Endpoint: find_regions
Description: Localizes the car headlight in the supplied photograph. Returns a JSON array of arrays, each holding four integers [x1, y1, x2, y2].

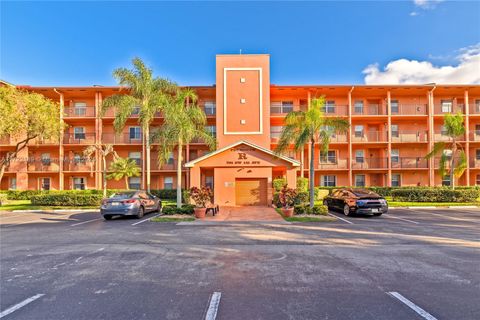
[[379, 199, 387, 205]]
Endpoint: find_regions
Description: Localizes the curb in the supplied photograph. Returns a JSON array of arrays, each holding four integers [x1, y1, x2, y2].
[[389, 206, 479, 209], [11, 209, 99, 213]]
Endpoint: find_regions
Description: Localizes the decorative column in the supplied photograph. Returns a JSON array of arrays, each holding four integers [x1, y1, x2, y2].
[[387, 90, 392, 187], [348, 87, 354, 186], [428, 87, 435, 186], [58, 90, 65, 190], [465, 90, 470, 186]]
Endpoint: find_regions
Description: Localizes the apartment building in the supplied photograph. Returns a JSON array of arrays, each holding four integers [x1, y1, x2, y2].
[[1, 54, 480, 206]]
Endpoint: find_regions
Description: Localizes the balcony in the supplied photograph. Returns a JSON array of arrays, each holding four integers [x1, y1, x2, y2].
[[352, 131, 387, 143], [353, 104, 387, 116], [434, 104, 465, 115], [469, 130, 480, 141], [64, 161, 92, 172], [434, 132, 465, 142], [320, 105, 348, 116], [0, 136, 11, 145], [318, 159, 348, 169], [391, 131, 428, 143], [270, 103, 294, 115], [102, 133, 142, 144], [470, 158, 480, 168], [202, 105, 216, 116], [64, 106, 95, 118], [469, 103, 480, 114], [27, 160, 60, 172], [152, 160, 184, 171], [352, 158, 388, 169], [391, 157, 428, 169], [63, 133, 95, 144], [34, 137, 60, 145], [391, 104, 427, 115]]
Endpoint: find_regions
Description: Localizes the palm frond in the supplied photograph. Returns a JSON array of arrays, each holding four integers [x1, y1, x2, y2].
[[453, 150, 467, 177], [425, 142, 446, 159]]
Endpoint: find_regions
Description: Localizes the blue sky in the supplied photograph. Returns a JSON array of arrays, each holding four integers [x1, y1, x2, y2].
[[1, 1, 479, 86]]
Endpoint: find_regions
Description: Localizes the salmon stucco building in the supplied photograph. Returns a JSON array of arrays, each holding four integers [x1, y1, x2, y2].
[[1, 54, 480, 206]]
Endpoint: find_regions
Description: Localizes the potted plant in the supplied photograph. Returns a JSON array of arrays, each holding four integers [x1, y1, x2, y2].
[[189, 186, 213, 219], [278, 185, 297, 217]]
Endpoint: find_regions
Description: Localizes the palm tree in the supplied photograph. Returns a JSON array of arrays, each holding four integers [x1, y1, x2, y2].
[[275, 97, 350, 208], [152, 88, 216, 208], [84, 144, 115, 197], [426, 112, 466, 189], [107, 157, 141, 190], [101, 57, 176, 192]]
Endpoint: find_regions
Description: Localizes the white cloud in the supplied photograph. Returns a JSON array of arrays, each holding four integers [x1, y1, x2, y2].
[[413, 0, 444, 9], [363, 43, 480, 84], [409, 11, 419, 16]]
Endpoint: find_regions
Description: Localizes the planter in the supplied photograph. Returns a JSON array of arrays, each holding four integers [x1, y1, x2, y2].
[[282, 207, 294, 217], [194, 207, 207, 219]]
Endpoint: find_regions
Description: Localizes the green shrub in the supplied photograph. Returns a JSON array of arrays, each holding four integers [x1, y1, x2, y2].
[[294, 204, 328, 215], [30, 194, 103, 206], [162, 204, 194, 215], [296, 177, 309, 193], [312, 205, 328, 215], [391, 188, 480, 203], [0, 193, 7, 205], [294, 204, 310, 215], [294, 191, 309, 205], [273, 193, 281, 207], [150, 189, 184, 199], [273, 178, 287, 192]]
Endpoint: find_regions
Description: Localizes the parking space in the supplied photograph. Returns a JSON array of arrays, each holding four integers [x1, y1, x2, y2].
[[1, 207, 479, 319]]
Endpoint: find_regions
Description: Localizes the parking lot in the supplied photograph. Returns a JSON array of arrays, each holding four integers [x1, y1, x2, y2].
[[0, 207, 479, 320]]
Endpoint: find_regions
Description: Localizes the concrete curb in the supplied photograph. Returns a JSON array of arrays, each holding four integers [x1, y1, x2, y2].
[[389, 206, 479, 209], [11, 209, 99, 213]]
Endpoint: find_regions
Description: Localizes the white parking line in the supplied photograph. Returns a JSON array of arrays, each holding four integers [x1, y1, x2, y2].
[[70, 218, 103, 226], [387, 292, 437, 320], [0, 294, 45, 318], [384, 215, 419, 224], [131, 213, 161, 226], [408, 209, 480, 224], [205, 292, 221, 320], [328, 213, 354, 224]]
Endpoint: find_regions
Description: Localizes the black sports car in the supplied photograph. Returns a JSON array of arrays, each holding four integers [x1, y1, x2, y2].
[[323, 188, 388, 216]]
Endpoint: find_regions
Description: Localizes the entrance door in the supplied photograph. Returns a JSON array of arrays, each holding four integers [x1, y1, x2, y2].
[[235, 178, 268, 206]]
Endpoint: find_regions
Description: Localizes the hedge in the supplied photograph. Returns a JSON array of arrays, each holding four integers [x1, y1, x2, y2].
[[30, 194, 103, 206], [391, 188, 480, 203], [3, 189, 183, 200], [0, 193, 7, 205], [294, 204, 328, 215], [162, 204, 194, 215]]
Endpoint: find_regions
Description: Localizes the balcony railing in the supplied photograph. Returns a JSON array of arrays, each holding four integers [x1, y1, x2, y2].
[[434, 132, 465, 142], [353, 104, 387, 116], [0, 136, 11, 145], [320, 105, 348, 116], [470, 158, 480, 168], [152, 160, 184, 171], [64, 106, 95, 118], [391, 104, 427, 115], [318, 159, 348, 169], [391, 131, 428, 143], [63, 133, 96, 144], [352, 158, 388, 169], [202, 106, 216, 116], [270, 104, 294, 114], [469, 103, 480, 114], [102, 133, 142, 144], [27, 160, 60, 172], [469, 130, 480, 141], [434, 104, 465, 114], [64, 161, 93, 172], [391, 157, 428, 169], [34, 137, 60, 145], [352, 131, 387, 142]]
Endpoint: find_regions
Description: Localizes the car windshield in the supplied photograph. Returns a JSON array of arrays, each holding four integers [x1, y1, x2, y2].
[[352, 189, 378, 197], [110, 192, 136, 199]]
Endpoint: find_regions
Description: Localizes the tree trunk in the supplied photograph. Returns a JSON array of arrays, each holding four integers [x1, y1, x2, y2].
[[450, 142, 456, 190], [177, 140, 183, 208], [309, 138, 315, 208], [125, 176, 129, 190], [145, 126, 151, 192], [102, 156, 107, 197], [0, 163, 6, 187]]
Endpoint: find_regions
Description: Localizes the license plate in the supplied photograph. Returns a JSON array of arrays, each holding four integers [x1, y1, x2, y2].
[[371, 208, 379, 213], [111, 202, 120, 206]]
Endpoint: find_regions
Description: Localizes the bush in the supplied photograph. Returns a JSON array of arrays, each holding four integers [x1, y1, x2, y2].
[[312, 205, 328, 215], [391, 188, 480, 203], [4, 189, 183, 200], [150, 189, 184, 200], [293, 204, 328, 215], [296, 177, 309, 193], [294, 191, 309, 205], [0, 193, 7, 205], [273, 193, 281, 207], [162, 204, 194, 215], [278, 185, 297, 208], [273, 178, 287, 192], [30, 194, 103, 206]]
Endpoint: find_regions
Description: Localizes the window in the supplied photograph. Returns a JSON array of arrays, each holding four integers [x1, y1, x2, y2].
[[74, 102, 87, 116], [354, 100, 364, 114], [440, 125, 448, 136], [322, 175, 336, 187], [354, 125, 364, 137], [355, 175, 366, 187], [73, 127, 85, 140], [270, 126, 283, 139], [132, 106, 140, 115], [167, 152, 174, 165], [442, 175, 451, 187], [73, 177, 85, 190], [324, 101, 336, 114], [476, 149, 480, 160], [443, 149, 452, 159], [9, 177, 16, 190], [392, 174, 401, 187], [164, 177, 173, 190], [476, 124, 480, 135], [129, 127, 141, 140], [391, 124, 399, 138], [476, 100, 480, 113], [391, 149, 400, 163], [129, 177, 141, 190], [129, 152, 141, 166], [441, 100, 452, 113], [205, 176, 214, 189], [391, 100, 399, 113], [476, 174, 480, 186], [204, 102, 216, 115], [320, 150, 336, 163], [355, 150, 364, 163], [40, 178, 50, 191], [281, 101, 294, 113], [41, 153, 51, 166], [73, 153, 85, 164], [205, 125, 216, 137]]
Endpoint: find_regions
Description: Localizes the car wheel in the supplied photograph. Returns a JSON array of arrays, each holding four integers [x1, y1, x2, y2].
[[343, 204, 352, 216], [136, 206, 144, 219], [323, 199, 329, 208], [374, 212, 383, 216], [103, 215, 112, 220]]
